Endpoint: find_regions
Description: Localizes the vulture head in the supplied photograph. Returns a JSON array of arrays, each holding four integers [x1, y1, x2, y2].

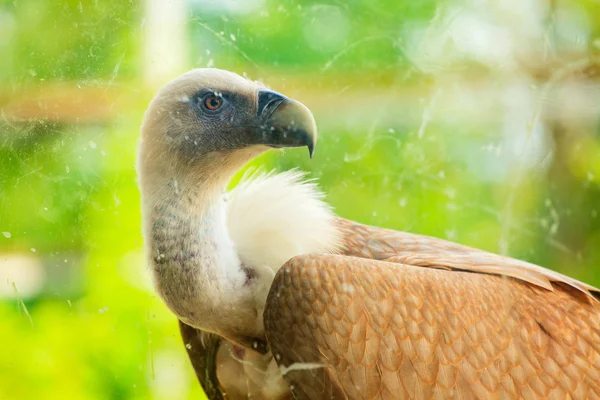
[[138, 68, 330, 353], [138, 69, 316, 188]]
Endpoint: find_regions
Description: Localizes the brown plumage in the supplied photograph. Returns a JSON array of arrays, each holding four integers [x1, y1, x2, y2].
[[138, 68, 600, 399], [265, 219, 600, 399]]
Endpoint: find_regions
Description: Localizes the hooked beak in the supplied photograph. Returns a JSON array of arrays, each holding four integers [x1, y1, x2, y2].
[[256, 89, 317, 158]]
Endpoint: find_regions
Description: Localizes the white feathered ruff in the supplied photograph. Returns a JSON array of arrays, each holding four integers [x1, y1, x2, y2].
[[227, 169, 342, 277]]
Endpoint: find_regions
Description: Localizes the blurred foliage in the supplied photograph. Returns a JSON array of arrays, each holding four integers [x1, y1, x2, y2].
[[1, 0, 600, 399], [189, 0, 437, 73], [0, 0, 139, 82]]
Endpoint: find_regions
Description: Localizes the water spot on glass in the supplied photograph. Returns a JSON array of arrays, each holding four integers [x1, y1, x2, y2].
[[342, 283, 354, 294], [2, 232, 11, 239]]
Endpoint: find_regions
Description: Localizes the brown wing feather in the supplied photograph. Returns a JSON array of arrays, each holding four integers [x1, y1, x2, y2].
[[178, 321, 224, 400], [180, 320, 293, 399], [337, 218, 600, 301], [264, 219, 600, 399]]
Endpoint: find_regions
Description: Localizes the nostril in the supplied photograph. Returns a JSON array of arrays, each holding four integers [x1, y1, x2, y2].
[[257, 89, 287, 118]]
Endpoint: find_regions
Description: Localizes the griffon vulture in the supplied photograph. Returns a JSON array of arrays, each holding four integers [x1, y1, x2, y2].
[[138, 68, 600, 399]]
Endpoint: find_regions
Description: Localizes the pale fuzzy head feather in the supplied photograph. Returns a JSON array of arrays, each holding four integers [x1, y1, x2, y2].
[[226, 169, 342, 275]]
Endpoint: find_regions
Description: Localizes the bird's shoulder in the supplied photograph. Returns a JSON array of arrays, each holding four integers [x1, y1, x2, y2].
[[332, 217, 600, 304]]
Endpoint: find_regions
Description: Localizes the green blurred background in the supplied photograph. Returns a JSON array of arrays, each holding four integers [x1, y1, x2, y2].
[[0, 0, 599, 398]]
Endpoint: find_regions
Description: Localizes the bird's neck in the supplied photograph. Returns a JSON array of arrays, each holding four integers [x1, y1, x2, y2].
[[145, 173, 262, 344], [151, 178, 244, 281]]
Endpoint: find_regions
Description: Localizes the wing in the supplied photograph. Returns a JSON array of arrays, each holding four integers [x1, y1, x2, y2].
[[337, 218, 600, 299], [264, 219, 600, 399], [178, 321, 224, 400], [179, 320, 293, 400]]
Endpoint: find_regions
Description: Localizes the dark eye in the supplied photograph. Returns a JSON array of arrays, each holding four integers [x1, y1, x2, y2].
[[203, 94, 224, 111]]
